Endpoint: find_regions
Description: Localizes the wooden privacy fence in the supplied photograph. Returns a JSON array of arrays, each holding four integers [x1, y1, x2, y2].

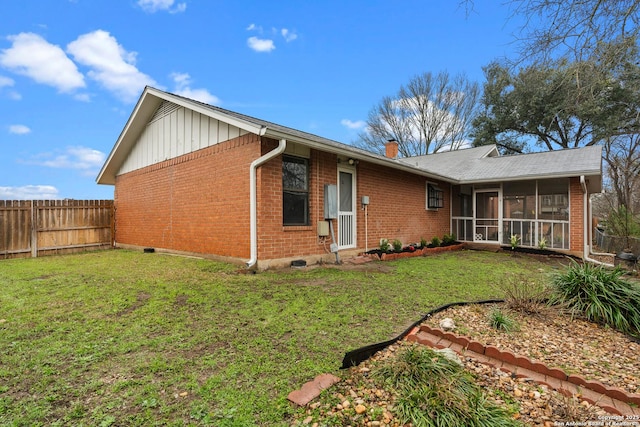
[[0, 200, 114, 259]]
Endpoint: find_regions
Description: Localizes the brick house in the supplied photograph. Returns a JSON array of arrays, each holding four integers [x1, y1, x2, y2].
[[97, 87, 602, 269]]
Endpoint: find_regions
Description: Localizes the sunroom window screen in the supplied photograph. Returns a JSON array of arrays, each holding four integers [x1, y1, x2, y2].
[[283, 155, 309, 225]]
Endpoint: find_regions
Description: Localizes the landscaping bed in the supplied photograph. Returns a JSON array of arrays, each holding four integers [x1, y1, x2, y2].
[[363, 242, 466, 261], [291, 260, 640, 426], [292, 303, 640, 426]]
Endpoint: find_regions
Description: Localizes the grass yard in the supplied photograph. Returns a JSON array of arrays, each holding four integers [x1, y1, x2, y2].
[[0, 249, 557, 426]]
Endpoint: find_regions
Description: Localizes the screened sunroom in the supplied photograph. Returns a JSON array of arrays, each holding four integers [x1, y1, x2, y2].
[[451, 178, 570, 250]]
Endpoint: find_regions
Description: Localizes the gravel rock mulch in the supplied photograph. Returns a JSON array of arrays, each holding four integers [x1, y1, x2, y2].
[[425, 303, 640, 395], [291, 304, 640, 427]]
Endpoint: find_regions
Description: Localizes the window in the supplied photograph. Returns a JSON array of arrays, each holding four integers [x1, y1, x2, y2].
[[427, 183, 444, 209], [538, 179, 568, 221], [282, 155, 309, 225]]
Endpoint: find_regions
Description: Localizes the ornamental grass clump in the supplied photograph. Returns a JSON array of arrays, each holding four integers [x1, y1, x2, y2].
[[549, 261, 640, 338], [488, 308, 520, 332], [373, 345, 520, 427]]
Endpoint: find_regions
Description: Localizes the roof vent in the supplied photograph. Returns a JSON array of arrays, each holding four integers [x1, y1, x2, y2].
[[150, 100, 179, 123]]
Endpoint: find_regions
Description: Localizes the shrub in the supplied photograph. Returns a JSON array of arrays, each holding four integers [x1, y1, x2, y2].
[[538, 237, 547, 250], [495, 273, 550, 315], [549, 261, 640, 337], [379, 238, 390, 252], [488, 308, 519, 332], [373, 345, 520, 427], [442, 233, 457, 245], [420, 237, 428, 248], [392, 239, 403, 252], [431, 236, 441, 247], [509, 234, 520, 250]]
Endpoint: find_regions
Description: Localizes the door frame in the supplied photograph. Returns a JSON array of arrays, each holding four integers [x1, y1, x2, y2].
[[337, 165, 357, 249], [473, 188, 501, 243]]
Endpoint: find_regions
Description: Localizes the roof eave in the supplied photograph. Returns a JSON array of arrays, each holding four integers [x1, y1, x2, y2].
[[96, 87, 268, 185], [457, 171, 602, 192], [261, 128, 456, 183]]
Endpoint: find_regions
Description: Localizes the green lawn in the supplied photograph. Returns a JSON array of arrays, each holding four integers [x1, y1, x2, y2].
[[0, 249, 557, 426]]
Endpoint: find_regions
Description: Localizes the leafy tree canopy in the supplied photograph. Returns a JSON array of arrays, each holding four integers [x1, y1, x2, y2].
[[472, 40, 640, 153]]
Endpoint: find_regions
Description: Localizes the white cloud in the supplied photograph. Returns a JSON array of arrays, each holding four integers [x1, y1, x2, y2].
[[0, 185, 60, 200], [0, 32, 85, 93], [137, 0, 186, 13], [74, 93, 91, 102], [9, 124, 31, 135], [67, 30, 156, 103], [247, 36, 275, 53], [28, 146, 106, 176], [281, 28, 298, 42], [0, 75, 20, 99], [0, 75, 14, 87], [246, 24, 298, 52], [341, 119, 366, 130], [170, 72, 220, 105]]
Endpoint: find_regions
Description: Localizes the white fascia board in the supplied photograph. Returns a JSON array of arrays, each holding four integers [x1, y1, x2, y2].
[[457, 171, 602, 190], [145, 88, 266, 136], [262, 127, 455, 184], [96, 88, 162, 185]]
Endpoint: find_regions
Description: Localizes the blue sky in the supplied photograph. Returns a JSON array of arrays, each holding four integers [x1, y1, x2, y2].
[[0, 0, 520, 200]]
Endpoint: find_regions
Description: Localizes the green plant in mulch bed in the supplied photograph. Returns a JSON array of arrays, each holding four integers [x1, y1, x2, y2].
[[488, 308, 520, 332], [549, 261, 640, 338], [373, 345, 522, 427], [495, 273, 550, 315]]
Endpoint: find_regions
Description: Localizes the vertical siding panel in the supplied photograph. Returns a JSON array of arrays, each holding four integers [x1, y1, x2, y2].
[[142, 125, 150, 168], [152, 122, 159, 163], [171, 109, 178, 158], [200, 115, 209, 150], [192, 112, 200, 150], [229, 125, 239, 140], [208, 118, 218, 147], [171, 108, 185, 157], [184, 108, 193, 152], [218, 122, 229, 142]]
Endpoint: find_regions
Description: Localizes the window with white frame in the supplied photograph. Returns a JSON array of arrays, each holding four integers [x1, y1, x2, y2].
[[426, 183, 444, 210]]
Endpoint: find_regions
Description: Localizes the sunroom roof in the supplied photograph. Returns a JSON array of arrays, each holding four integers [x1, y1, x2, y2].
[[401, 145, 602, 190]]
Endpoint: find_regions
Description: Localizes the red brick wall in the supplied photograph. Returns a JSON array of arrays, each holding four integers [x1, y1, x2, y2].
[[569, 177, 585, 252], [114, 133, 260, 258], [256, 146, 337, 260], [256, 150, 451, 260], [356, 162, 450, 249], [115, 135, 452, 262]]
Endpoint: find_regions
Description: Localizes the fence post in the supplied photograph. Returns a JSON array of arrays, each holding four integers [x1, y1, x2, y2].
[[30, 200, 38, 258]]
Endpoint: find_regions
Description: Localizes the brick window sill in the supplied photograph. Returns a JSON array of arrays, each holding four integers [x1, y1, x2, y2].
[[283, 225, 313, 232]]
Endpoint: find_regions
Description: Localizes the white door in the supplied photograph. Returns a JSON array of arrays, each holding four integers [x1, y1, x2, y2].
[[337, 168, 356, 249]]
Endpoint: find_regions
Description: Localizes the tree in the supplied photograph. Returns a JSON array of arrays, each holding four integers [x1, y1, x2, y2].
[[472, 48, 640, 153], [604, 134, 640, 213], [461, 0, 640, 63], [510, 0, 640, 62], [356, 71, 480, 157]]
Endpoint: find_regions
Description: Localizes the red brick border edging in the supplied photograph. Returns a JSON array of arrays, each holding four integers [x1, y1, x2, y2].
[[407, 325, 640, 415]]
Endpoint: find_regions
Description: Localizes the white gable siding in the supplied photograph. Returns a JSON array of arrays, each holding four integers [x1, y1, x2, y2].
[[118, 101, 249, 175]]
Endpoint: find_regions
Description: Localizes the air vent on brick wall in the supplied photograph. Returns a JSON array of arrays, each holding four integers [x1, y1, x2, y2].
[[150, 100, 179, 123]]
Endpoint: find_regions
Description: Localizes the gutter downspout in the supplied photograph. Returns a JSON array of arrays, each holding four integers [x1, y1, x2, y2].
[[247, 138, 287, 269], [581, 175, 614, 267]]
